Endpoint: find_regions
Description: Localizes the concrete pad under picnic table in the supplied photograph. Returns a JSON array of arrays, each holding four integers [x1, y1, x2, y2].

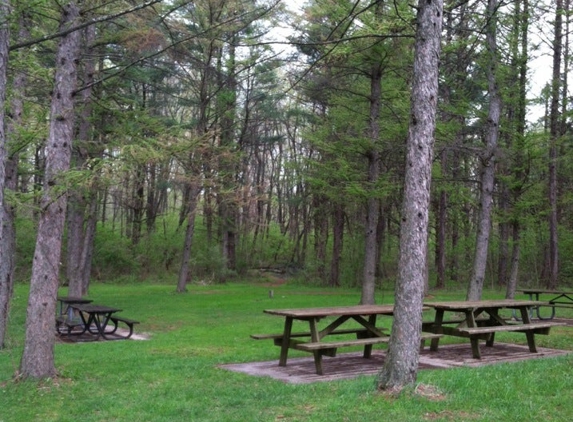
[[220, 343, 571, 384]]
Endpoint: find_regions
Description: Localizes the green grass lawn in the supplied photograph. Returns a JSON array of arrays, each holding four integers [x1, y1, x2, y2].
[[1, 281, 573, 422]]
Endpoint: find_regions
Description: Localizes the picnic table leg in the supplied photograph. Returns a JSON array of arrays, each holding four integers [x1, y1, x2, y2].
[[279, 317, 293, 367], [466, 311, 482, 359], [362, 315, 377, 358], [520, 306, 537, 353], [430, 309, 444, 351], [309, 318, 325, 375], [485, 309, 497, 347]]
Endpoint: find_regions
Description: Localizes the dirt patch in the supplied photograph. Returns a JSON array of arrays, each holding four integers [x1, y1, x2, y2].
[[221, 343, 570, 384]]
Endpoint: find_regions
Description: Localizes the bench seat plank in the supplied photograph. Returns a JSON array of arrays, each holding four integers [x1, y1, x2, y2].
[[295, 336, 391, 351], [251, 327, 386, 340], [458, 321, 565, 335], [295, 333, 443, 351], [109, 316, 140, 339]]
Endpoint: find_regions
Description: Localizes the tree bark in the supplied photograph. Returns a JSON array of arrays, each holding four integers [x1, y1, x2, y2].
[[361, 66, 382, 304], [0, 0, 11, 350], [377, 0, 443, 391], [329, 203, 344, 287], [177, 183, 201, 293], [547, 0, 563, 290], [19, 1, 81, 379], [360, 0, 384, 305], [67, 21, 96, 297], [466, 0, 501, 301]]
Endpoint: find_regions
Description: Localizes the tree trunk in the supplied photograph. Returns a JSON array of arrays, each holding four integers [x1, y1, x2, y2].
[[67, 22, 96, 297], [377, 0, 443, 391], [19, 1, 81, 379], [466, 0, 501, 301], [313, 194, 328, 282], [177, 183, 201, 293], [0, 0, 11, 350], [547, 0, 563, 290], [505, 221, 521, 299], [329, 203, 344, 287], [435, 150, 447, 289], [360, 23, 383, 305], [505, 0, 529, 298]]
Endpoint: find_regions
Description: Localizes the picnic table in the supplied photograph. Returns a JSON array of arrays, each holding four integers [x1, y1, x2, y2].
[[518, 288, 573, 320], [252, 305, 438, 375], [423, 299, 565, 359], [57, 303, 140, 341]]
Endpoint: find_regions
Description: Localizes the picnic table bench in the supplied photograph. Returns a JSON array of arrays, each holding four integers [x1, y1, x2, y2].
[[109, 316, 140, 339], [423, 299, 565, 359]]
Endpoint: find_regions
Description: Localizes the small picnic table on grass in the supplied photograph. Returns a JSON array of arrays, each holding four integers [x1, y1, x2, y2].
[[423, 299, 565, 359], [252, 305, 438, 375], [518, 289, 573, 320], [57, 303, 140, 341]]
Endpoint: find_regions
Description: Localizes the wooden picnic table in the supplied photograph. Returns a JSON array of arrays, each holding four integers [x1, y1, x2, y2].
[[69, 303, 123, 340], [252, 305, 436, 375], [423, 299, 565, 359], [518, 288, 573, 320]]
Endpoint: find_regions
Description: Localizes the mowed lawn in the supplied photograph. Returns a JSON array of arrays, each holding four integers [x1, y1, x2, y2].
[[1, 281, 573, 422]]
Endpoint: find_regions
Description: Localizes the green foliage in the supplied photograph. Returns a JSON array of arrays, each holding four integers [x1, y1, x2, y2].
[[91, 225, 142, 280]]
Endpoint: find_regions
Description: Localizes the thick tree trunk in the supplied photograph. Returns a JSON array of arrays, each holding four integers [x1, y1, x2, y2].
[[377, 0, 443, 391], [0, 0, 11, 350], [19, 1, 81, 379], [466, 0, 501, 301]]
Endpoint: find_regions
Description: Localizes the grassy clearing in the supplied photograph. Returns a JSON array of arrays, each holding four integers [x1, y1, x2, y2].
[[1, 281, 573, 422]]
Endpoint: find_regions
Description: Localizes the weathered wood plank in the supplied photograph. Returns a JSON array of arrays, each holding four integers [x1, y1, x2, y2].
[[295, 336, 391, 351], [458, 322, 565, 335], [250, 327, 386, 340]]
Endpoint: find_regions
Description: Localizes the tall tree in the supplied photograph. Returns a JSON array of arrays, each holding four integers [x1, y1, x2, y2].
[[360, 0, 384, 305], [377, 0, 443, 390], [66, 20, 97, 297], [466, 0, 502, 300], [19, 1, 81, 379], [547, 0, 563, 290], [0, 0, 11, 349], [505, 0, 529, 298]]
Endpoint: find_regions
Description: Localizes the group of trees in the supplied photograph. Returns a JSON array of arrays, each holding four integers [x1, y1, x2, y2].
[[0, 0, 571, 388]]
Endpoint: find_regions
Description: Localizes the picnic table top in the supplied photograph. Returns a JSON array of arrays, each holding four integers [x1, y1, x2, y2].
[[263, 304, 396, 318], [71, 303, 122, 313], [518, 288, 573, 295], [424, 299, 547, 310], [57, 296, 92, 304]]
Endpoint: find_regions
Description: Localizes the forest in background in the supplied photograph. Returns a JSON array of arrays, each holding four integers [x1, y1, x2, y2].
[[1, 0, 572, 296]]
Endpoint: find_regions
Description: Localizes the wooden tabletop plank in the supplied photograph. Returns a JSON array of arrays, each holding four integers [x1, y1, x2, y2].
[[71, 304, 122, 313], [263, 305, 396, 318], [424, 299, 547, 310], [518, 288, 573, 295]]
